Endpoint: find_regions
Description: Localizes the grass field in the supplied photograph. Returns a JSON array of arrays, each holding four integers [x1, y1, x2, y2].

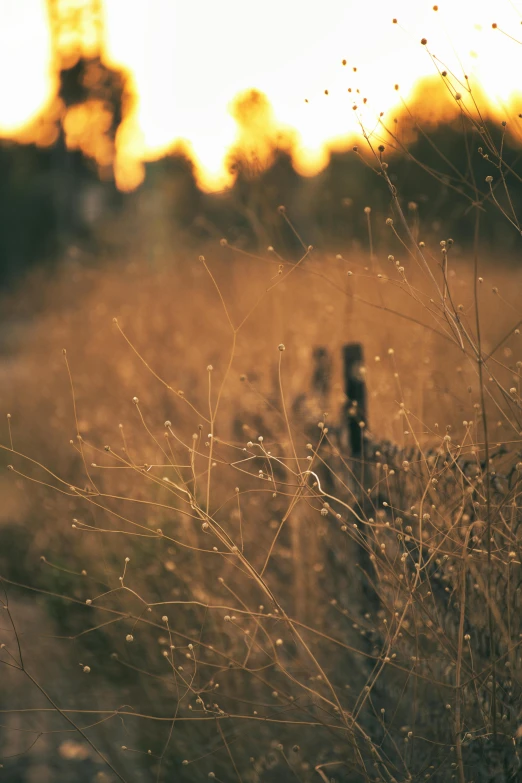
[[0, 218, 521, 782]]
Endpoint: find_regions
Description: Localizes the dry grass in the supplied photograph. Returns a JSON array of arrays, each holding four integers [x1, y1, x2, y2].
[[0, 225, 521, 783], [3, 17, 522, 779]]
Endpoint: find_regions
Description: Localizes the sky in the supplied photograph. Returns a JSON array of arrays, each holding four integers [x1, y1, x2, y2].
[[0, 0, 521, 190]]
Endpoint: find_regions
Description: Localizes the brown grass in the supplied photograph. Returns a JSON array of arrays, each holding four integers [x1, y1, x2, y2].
[[0, 231, 521, 783]]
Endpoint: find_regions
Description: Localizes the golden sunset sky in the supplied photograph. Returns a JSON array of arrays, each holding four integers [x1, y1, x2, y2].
[[0, 0, 520, 190]]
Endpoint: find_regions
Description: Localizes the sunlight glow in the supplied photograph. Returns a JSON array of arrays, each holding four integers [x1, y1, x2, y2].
[[1, 0, 521, 190], [0, 0, 55, 136]]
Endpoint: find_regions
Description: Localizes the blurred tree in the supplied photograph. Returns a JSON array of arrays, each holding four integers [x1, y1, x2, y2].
[[0, 1, 130, 284], [47, 0, 130, 235]]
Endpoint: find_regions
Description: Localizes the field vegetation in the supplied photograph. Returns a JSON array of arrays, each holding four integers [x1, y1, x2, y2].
[[1, 48, 522, 783]]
